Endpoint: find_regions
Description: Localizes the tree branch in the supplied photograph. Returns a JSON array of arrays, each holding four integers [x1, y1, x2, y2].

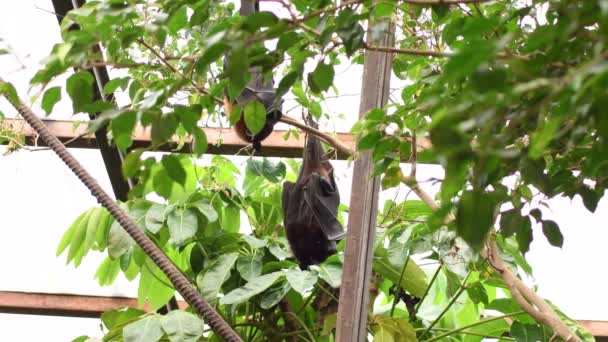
[[483, 238, 581, 342], [279, 116, 355, 157], [399, 178, 581, 342]]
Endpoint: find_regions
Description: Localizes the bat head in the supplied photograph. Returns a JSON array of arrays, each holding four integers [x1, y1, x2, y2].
[[290, 227, 338, 270]]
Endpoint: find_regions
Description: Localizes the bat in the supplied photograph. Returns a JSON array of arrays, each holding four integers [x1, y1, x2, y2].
[[223, 0, 283, 151], [282, 117, 345, 269]]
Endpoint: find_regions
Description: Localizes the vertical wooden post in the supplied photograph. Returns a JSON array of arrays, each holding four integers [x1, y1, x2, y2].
[[336, 23, 395, 342]]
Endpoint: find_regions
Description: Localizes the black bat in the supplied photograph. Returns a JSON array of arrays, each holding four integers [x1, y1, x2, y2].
[[223, 0, 282, 152], [282, 117, 345, 269]]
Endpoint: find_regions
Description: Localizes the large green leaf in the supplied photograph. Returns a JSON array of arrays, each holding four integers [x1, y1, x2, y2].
[[220, 271, 283, 305], [243, 100, 266, 135], [138, 260, 175, 310], [101, 307, 146, 330], [236, 253, 263, 281], [160, 311, 204, 342], [123, 315, 164, 342], [41, 86, 61, 115], [66, 71, 94, 113], [197, 252, 238, 302], [166, 208, 198, 246], [108, 220, 134, 259], [285, 268, 317, 294], [145, 203, 166, 234], [312, 263, 342, 288], [456, 191, 497, 250]]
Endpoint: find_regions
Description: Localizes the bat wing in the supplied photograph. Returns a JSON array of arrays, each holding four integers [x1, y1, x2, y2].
[[303, 174, 345, 241]]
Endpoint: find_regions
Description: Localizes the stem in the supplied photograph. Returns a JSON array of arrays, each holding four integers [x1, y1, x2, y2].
[[412, 265, 442, 318], [424, 312, 526, 342], [389, 255, 410, 317], [419, 272, 470, 340]]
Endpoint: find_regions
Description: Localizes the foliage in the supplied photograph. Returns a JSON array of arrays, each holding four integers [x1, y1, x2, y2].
[[8, 0, 604, 341]]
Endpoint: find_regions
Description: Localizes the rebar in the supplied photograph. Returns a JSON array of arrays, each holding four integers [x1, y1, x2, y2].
[[0, 78, 242, 342]]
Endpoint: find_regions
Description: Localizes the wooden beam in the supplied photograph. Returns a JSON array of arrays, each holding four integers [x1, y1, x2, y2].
[[336, 20, 394, 342], [1, 119, 358, 159], [1, 291, 605, 337], [0, 291, 188, 318]]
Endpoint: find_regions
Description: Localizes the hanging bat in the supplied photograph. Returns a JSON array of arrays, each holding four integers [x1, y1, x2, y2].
[[223, 0, 282, 151], [282, 117, 345, 269]]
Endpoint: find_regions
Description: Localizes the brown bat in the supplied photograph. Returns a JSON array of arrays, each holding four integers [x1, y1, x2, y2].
[[223, 0, 282, 152], [282, 117, 345, 269]]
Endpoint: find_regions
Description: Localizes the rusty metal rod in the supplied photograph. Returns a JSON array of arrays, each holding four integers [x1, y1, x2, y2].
[[0, 77, 243, 342]]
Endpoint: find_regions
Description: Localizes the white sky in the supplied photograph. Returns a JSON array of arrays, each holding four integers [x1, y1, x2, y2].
[[0, 1, 607, 341]]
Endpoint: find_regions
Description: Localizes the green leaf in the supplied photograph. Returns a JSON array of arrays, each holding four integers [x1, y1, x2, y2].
[[244, 100, 266, 135], [192, 127, 208, 157], [41, 87, 61, 115], [57, 211, 86, 256], [102, 307, 146, 330], [94, 256, 120, 286], [260, 280, 291, 309], [456, 191, 497, 250], [95, 209, 113, 250], [541, 220, 563, 248], [167, 6, 188, 34], [111, 111, 137, 150], [221, 204, 241, 233], [237, 253, 264, 281], [517, 218, 533, 254], [308, 62, 334, 93], [192, 200, 218, 222], [321, 313, 337, 337], [195, 43, 227, 74], [151, 114, 179, 146], [529, 116, 563, 159], [285, 268, 318, 294], [510, 321, 543, 342], [373, 328, 395, 342], [197, 252, 239, 302], [66, 71, 94, 113], [276, 72, 298, 99], [108, 220, 134, 259], [123, 315, 164, 342], [358, 131, 383, 151], [268, 241, 290, 260], [0, 81, 19, 104], [66, 210, 91, 264], [466, 282, 489, 304], [372, 257, 427, 297], [248, 158, 287, 183], [145, 203, 166, 234], [174, 105, 201, 133], [312, 264, 342, 288], [122, 148, 145, 179], [166, 208, 198, 246], [103, 77, 130, 95], [161, 154, 187, 186], [242, 235, 268, 249], [160, 311, 204, 342], [138, 260, 175, 310], [381, 166, 403, 190], [220, 271, 283, 305]]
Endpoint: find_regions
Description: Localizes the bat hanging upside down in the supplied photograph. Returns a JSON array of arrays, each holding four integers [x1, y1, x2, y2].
[[282, 117, 345, 269], [223, 0, 283, 152]]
